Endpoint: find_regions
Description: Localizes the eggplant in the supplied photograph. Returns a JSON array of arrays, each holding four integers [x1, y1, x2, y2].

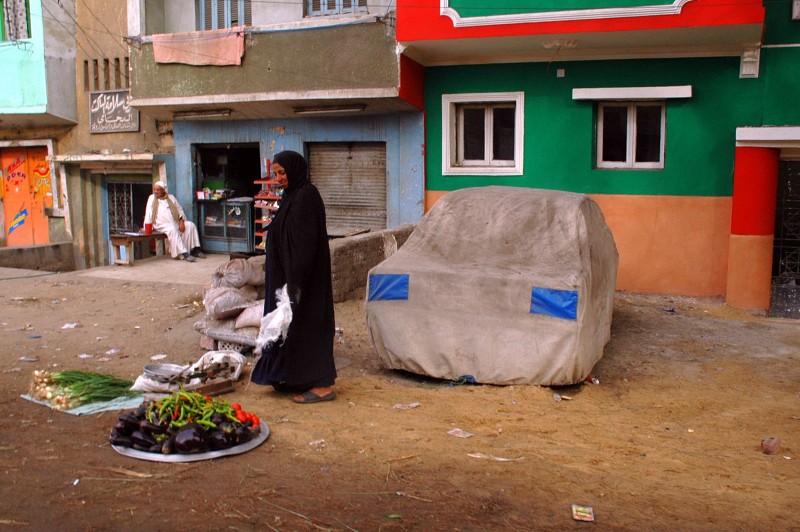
[[210, 412, 226, 426], [109, 430, 133, 448], [130, 430, 157, 449], [113, 420, 133, 437], [173, 424, 209, 454], [233, 425, 251, 445], [138, 419, 167, 436], [116, 413, 139, 435], [147, 443, 162, 453], [161, 434, 176, 455], [134, 402, 149, 418], [207, 429, 233, 450]]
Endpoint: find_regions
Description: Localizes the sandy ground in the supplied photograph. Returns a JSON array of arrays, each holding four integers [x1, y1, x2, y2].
[[0, 262, 798, 531]]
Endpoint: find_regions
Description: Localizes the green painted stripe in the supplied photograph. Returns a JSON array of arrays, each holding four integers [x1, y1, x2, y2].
[[448, 0, 676, 17]]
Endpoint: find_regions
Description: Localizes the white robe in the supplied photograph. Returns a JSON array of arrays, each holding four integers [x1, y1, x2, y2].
[[144, 193, 201, 258]]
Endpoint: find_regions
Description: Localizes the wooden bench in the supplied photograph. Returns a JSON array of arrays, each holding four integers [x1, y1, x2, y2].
[[110, 232, 168, 266]]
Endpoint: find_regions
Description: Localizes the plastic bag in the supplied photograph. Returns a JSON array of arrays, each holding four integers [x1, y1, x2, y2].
[[255, 285, 293, 354], [130, 350, 246, 392]]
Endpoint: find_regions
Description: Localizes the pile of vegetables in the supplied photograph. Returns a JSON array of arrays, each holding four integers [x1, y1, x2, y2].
[[30, 370, 140, 410], [109, 390, 260, 455]]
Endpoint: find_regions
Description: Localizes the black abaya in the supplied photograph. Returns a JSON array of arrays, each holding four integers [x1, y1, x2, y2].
[[251, 151, 336, 391]]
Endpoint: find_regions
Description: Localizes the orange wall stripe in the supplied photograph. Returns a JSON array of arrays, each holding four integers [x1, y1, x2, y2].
[[726, 234, 773, 309], [426, 190, 732, 296]]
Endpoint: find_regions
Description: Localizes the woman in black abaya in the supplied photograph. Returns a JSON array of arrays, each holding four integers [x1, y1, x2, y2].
[[250, 150, 337, 403]]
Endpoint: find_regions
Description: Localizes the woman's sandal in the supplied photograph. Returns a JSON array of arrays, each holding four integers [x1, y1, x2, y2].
[[293, 390, 336, 404]]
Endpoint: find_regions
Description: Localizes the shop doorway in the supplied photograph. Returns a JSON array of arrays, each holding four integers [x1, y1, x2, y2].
[[1, 147, 51, 247], [770, 160, 800, 318], [107, 178, 153, 232], [307, 142, 387, 233], [193, 144, 261, 198]]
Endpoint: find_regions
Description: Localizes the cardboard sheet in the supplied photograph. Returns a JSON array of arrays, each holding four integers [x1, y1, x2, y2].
[[365, 186, 619, 385]]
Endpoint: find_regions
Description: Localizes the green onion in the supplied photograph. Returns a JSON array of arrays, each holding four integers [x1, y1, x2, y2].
[[30, 370, 140, 410]]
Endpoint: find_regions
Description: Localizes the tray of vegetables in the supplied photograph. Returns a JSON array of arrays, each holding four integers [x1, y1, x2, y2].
[[109, 390, 268, 463]]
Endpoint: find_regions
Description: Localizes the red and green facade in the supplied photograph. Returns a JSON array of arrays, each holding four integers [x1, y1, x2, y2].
[[396, 0, 800, 310]]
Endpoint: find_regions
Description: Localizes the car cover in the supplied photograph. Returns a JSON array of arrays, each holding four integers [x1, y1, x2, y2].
[[365, 186, 619, 385]]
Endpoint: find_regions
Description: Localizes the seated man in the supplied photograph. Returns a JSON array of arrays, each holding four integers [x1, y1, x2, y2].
[[143, 181, 205, 262]]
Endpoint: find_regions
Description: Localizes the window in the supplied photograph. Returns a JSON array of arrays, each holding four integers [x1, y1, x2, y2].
[[197, 0, 251, 31], [597, 101, 665, 169], [83, 57, 130, 91], [1, 0, 30, 41], [443, 92, 524, 176], [307, 0, 368, 17]]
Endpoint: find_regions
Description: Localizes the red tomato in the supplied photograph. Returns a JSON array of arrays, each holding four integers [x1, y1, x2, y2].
[[235, 410, 248, 423], [251, 416, 260, 427], [231, 403, 242, 411]]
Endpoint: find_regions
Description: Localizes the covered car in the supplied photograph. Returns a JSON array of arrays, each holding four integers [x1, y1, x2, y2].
[[365, 186, 619, 386]]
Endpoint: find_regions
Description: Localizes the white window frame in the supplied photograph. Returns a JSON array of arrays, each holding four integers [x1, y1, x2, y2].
[[307, 0, 368, 17], [572, 86, 691, 171], [442, 92, 524, 176], [596, 101, 666, 170], [197, 0, 251, 30]]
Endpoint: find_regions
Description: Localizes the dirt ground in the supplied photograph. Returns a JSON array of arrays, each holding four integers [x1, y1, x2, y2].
[[0, 269, 798, 531]]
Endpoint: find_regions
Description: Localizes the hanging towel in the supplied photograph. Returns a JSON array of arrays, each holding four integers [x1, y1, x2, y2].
[[152, 26, 245, 66]]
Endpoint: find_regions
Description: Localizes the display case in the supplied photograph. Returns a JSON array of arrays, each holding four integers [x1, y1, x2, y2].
[[253, 179, 284, 252], [199, 199, 254, 253]]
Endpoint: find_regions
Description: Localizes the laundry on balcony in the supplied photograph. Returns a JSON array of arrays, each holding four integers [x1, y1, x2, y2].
[[152, 27, 245, 66]]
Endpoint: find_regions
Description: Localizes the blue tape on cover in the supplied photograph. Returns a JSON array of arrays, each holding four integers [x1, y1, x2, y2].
[[530, 287, 578, 320], [368, 274, 409, 301]]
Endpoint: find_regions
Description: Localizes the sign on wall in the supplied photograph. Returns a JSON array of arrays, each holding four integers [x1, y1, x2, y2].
[[89, 90, 140, 134]]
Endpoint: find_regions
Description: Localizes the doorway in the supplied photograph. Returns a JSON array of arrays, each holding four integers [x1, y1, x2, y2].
[[107, 178, 153, 232], [307, 142, 387, 233], [193, 144, 261, 198], [770, 160, 800, 318], [1, 146, 51, 247]]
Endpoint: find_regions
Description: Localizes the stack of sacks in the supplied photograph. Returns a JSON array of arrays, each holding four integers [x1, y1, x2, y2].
[[193, 255, 267, 349]]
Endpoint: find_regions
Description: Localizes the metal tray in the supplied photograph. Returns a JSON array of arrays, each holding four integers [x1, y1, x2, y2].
[[111, 423, 269, 463], [143, 363, 189, 383]]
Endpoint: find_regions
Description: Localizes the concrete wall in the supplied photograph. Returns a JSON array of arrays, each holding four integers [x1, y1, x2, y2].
[[131, 22, 398, 100], [330, 224, 415, 302], [43, 0, 77, 122], [58, 0, 168, 155], [172, 112, 425, 229], [0, 243, 76, 272]]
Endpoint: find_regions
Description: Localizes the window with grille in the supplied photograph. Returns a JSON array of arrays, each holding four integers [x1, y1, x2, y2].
[[597, 101, 665, 169], [83, 57, 130, 92], [442, 92, 524, 176], [197, 0, 251, 30], [307, 0, 368, 17], [1, 0, 30, 41]]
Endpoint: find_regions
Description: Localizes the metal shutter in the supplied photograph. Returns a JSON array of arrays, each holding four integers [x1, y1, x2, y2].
[[308, 142, 387, 232]]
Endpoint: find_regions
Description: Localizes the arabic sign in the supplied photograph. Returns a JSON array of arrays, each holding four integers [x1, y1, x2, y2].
[[89, 90, 140, 133]]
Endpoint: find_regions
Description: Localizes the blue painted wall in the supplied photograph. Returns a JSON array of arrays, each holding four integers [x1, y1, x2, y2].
[[172, 113, 425, 227], [0, 1, 47, 111]]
